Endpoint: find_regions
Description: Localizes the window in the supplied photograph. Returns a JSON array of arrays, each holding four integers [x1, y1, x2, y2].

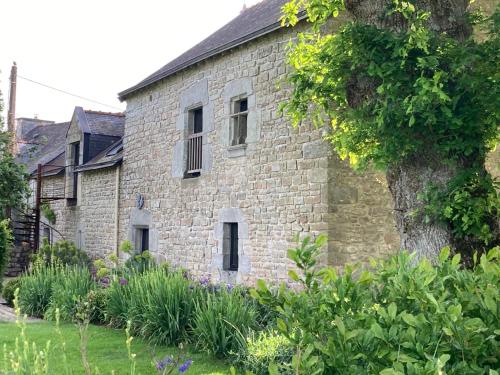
[[43, 226, 51, 244], [67, 141, 80, 204], [223, 223, 238, 271], [186, 107, 203, 177], [230, 97, 248, 146], [135, 227, 149, 253]]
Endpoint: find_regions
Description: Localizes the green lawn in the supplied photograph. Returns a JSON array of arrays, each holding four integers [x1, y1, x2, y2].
[[0, 321, 229, 374]]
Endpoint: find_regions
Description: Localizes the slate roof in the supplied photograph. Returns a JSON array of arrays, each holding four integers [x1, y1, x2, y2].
[[73, 107, 125, 137], [16, 122, 70, 175], [119, 0, 298, 100]]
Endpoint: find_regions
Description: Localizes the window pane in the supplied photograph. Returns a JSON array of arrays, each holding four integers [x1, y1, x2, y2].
[[239, 99, 248, 112], [193, 108, 203, 134], [238, 114, 247, 144]]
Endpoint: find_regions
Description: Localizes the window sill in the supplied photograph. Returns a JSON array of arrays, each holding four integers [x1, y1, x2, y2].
[[227, 144, 247, 158]]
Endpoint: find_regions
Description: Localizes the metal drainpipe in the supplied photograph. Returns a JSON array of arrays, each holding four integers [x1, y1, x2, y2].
[[114, 164, 121, 257]]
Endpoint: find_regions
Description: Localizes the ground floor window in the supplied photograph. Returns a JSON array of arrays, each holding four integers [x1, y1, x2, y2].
[[135, 227, 149, 253], [223, 223, 238, 271]]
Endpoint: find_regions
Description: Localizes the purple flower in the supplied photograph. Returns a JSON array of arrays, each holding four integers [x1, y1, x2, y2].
[[178, 359, 192, 373], [155, 355, 173, 370], [99, 277, 110, 288], [227, 283, 234, 292], [199, 275, 211, 287], [119, 277, 128, 286]]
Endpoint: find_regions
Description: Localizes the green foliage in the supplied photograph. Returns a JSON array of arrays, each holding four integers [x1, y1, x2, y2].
[[41, 202, 56, 224], [35, 239, 92, 269], [45, 266, 95, 322], [281, 1, 500, 247], [192, 288, 257, 358], [253, 235, 500, 374], [0, 132, 30, 220], [232, 330, 294, 375], [18, 262, 62, 318], [136, 270, 197, 345], [0, 219, 12, 293], [2, 277, 21, 307], [120, 240, 156, 273], [421, 171, 499, 245], [106, 269, 200, 346]]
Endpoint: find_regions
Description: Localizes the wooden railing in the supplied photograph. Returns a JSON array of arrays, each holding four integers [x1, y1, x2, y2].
[[187, 133, 203, 174]]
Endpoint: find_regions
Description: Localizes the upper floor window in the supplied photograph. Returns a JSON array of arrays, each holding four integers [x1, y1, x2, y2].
[[67, 141, 80, 205], [230, 97, 247, 146], [186, 107, 203, 177]]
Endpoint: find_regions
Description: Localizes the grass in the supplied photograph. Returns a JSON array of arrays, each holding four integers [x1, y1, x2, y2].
[[0, 321, 229, 374]]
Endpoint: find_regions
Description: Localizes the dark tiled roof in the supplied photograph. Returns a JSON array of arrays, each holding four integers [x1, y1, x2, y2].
[[79, 108, 125, 137], [16, 122, 70, 175], [118, 0, 293, 100], [75, 139, 123, 172]]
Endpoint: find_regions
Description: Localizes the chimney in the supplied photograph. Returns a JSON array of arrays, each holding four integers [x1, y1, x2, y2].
[[241, 1, 247, 13], [7, 62, 17, 153]]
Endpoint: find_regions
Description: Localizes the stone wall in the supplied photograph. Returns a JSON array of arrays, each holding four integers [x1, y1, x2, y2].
[[120, 25, 400, 284], [40, 167, 118, 260], [80, 167, 119, 259]]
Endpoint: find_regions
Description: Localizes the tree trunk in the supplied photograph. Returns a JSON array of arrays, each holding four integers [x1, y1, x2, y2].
[[343, 0, 484, 261], [386, 156, 457, 261]]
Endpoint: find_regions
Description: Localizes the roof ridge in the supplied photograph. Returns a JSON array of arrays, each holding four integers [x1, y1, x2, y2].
[[84, 110, 125, 117]]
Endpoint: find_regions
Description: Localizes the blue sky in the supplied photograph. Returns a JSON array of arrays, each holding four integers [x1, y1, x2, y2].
[[1, 0, 262, 123]]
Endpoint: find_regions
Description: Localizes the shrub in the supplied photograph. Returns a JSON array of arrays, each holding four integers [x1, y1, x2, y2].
[[254, 236, 500, 374], [192, 287, 257, 358], [86, 287, 109, 324], [232, 330, 294, 375], [35, 239, 91, 268], [2, 278, 21, 307], [45, 266, 95, 321], [18, 263, 61, 318], [0, 219, 12, 294]]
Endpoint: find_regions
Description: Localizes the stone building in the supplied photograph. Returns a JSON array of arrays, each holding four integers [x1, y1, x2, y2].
[[115, 0, 399, 283]]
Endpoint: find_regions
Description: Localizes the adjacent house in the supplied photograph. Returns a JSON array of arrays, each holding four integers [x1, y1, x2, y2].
[[11, 0, 401, 283]]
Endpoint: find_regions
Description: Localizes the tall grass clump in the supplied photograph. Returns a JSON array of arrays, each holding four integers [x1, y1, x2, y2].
[[106, 276, 133, 328], [193, 287, 257, 358], [45, 266, 95, 321], [18, 262, 61, 318], [140, 270, 200, 345]]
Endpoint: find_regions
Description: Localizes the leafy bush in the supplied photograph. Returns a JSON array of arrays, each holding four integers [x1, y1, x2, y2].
[[192, 287, 257, 358], [86, 287, 109, 324], [35, 239, 91, 268], [232, 330, 293, 375], [254, 236, 500, 374], [18, 263, 61, 318], [0, 219, 12, 294], [2, 278, 21, 307], [120, 240, 156, 274], [45, 266, 95, 321]]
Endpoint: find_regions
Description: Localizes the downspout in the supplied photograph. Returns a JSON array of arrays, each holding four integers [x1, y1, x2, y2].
[[114, 164, 121, 257]]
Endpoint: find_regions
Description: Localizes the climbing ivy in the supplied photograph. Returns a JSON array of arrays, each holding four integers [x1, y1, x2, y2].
[[281, 1, 499, 248]]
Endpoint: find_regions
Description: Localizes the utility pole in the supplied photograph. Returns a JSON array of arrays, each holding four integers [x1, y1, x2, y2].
[[7, 62, 17, 154]]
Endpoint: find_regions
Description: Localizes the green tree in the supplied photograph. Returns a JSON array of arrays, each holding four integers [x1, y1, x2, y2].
[[0, 82, 30, 220], [282, 0, 499, 262]]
